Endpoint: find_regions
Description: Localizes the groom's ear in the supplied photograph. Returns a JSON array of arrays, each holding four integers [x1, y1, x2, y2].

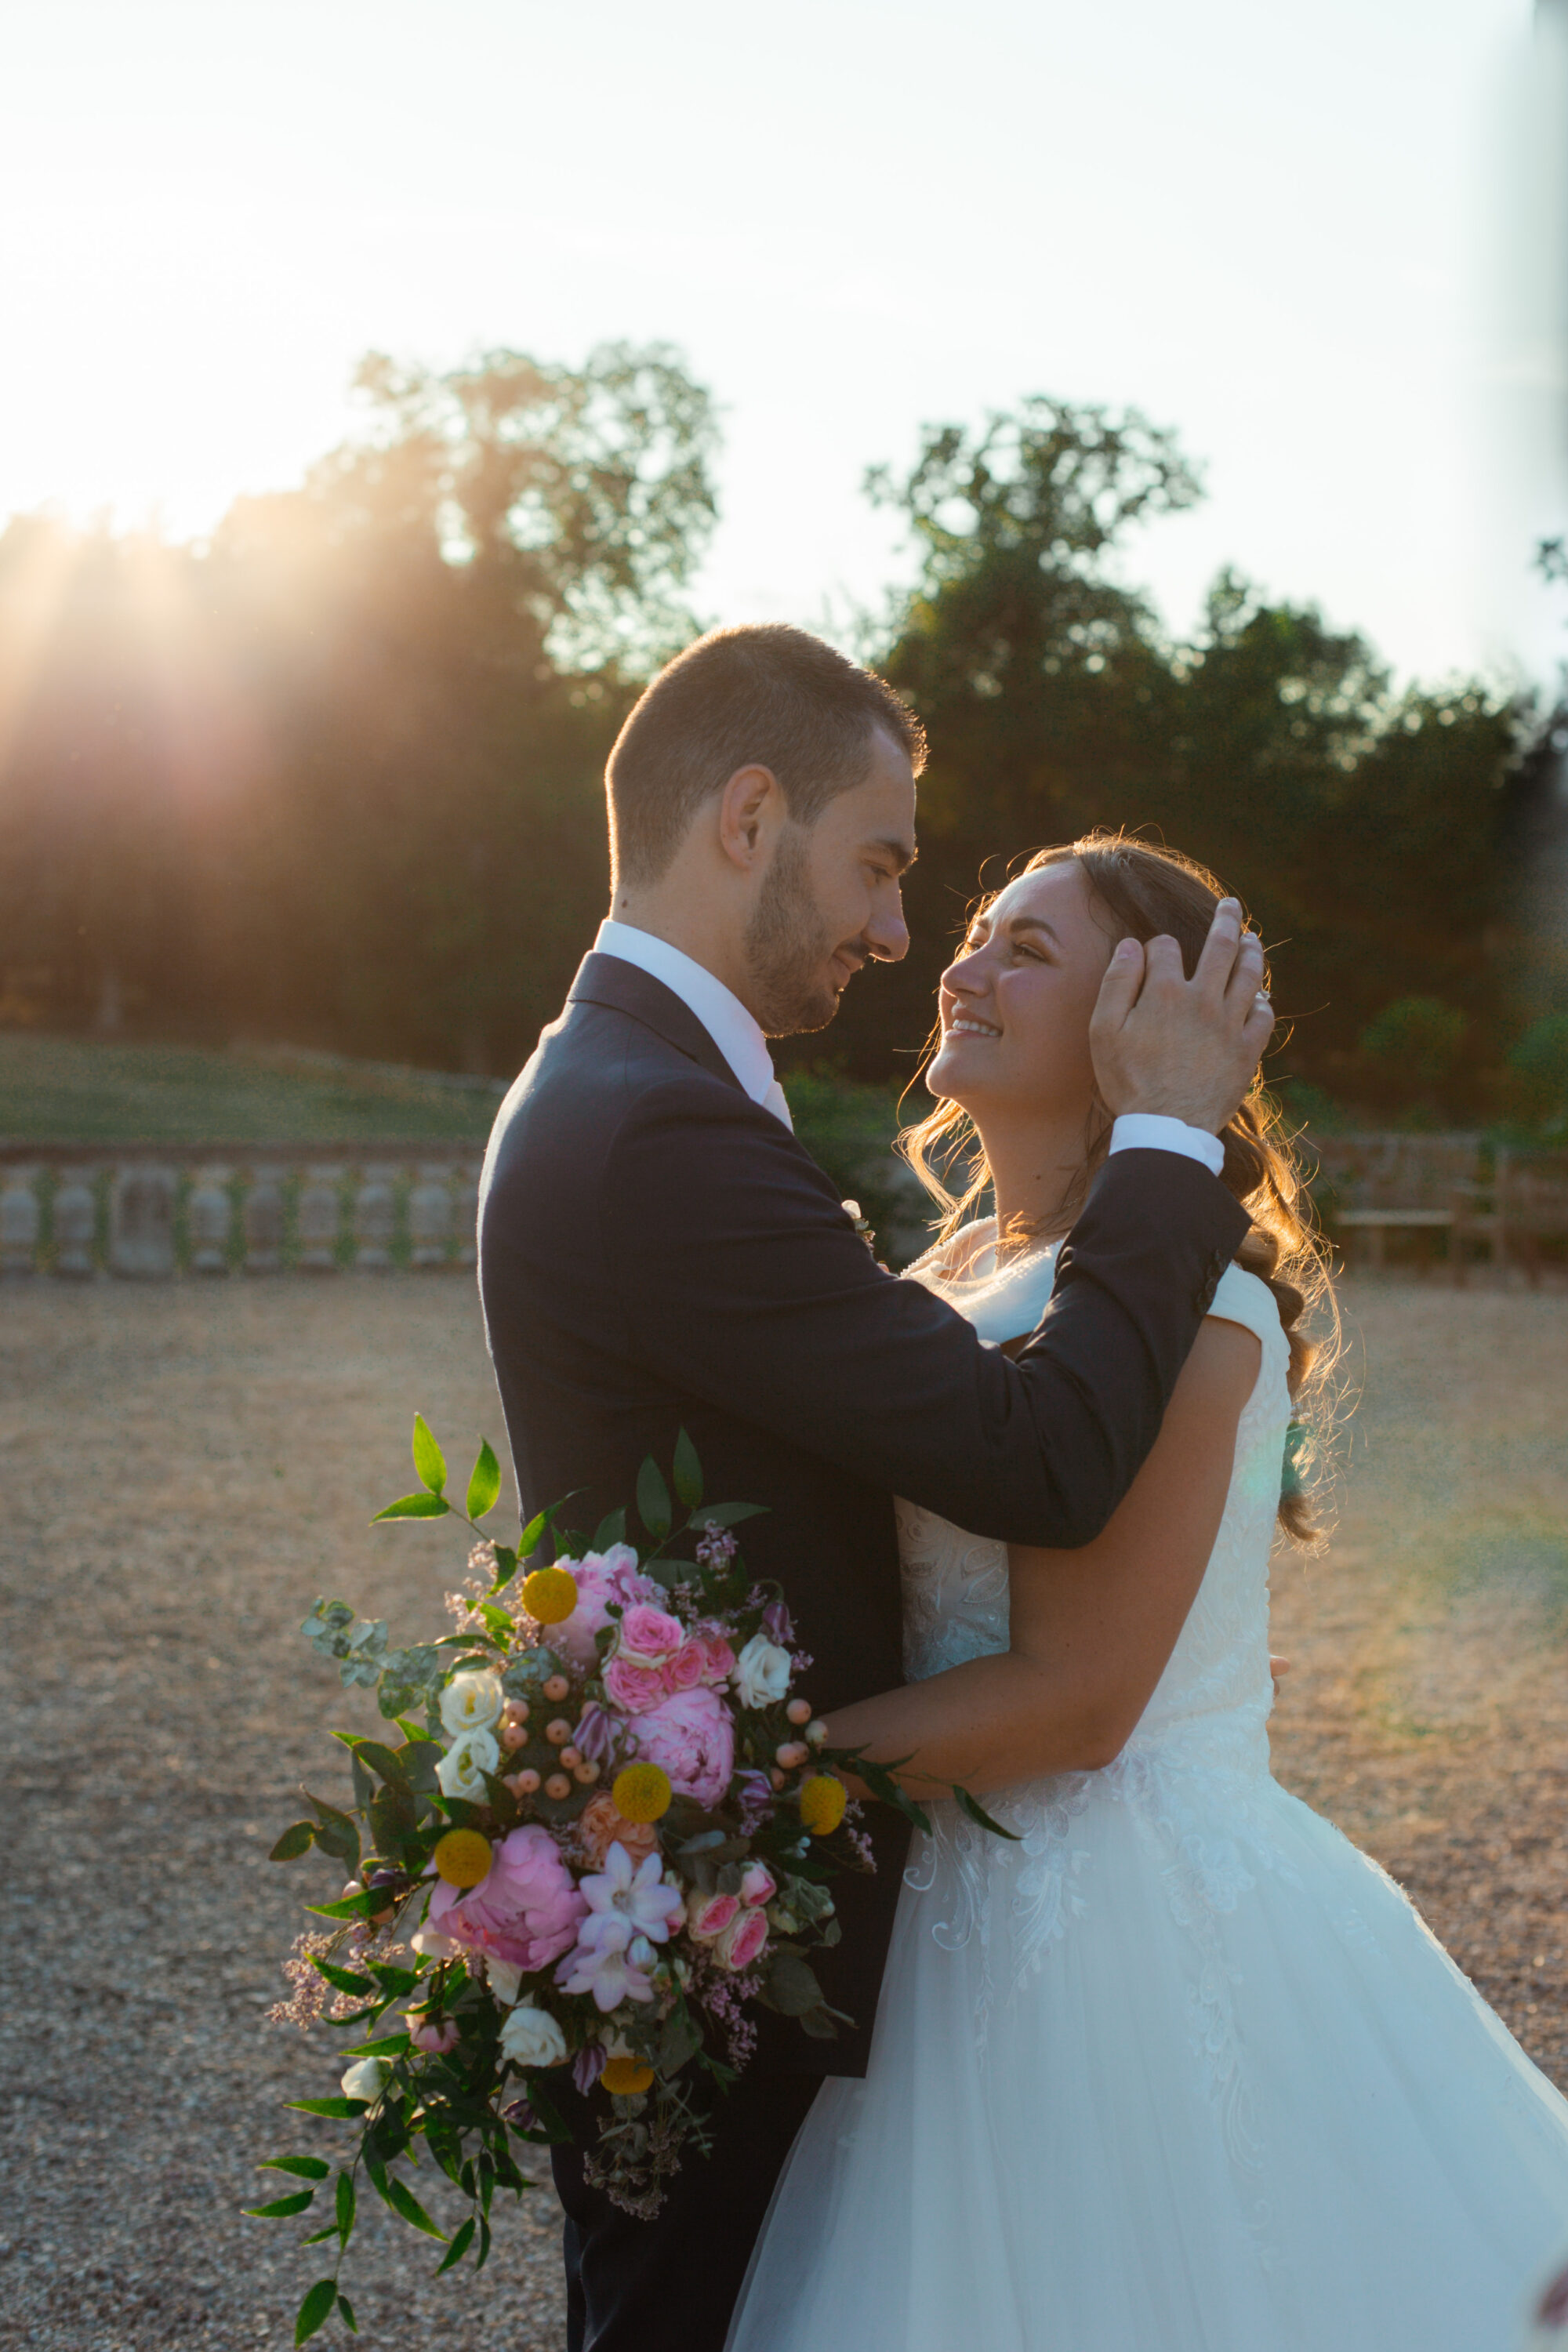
[[717, 764, 786, 870]]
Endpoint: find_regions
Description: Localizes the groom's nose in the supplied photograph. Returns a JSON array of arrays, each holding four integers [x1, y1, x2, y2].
[[865, 884, 911, 963]]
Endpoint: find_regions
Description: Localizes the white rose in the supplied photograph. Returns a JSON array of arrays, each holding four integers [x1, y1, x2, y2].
[[498, 2002, 568, 2070], [340, 2057, 387, 2105], [440, 1669, 505, 1738], [436, 1726, 500, 1798], [733, 1633, 792, 1711]]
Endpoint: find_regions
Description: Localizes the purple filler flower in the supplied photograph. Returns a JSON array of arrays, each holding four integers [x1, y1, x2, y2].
[[761, 1599, 795, 1646]]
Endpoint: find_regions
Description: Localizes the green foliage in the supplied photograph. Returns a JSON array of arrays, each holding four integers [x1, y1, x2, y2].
[[1508, 1013, 1568, 1131], [411, 1414, 447, 1495], [1359, 996, 1470, 1098]]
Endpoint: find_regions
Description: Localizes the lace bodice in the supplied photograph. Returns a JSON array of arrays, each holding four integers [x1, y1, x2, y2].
[[895, 1221, 1291, 1777]]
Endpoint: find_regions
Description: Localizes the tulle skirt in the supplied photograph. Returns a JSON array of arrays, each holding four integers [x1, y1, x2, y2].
[[726, 1754, 1568, 2351]]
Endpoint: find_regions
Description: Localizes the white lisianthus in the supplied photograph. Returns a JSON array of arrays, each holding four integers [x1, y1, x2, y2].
[[733, 1633, 792, 1710], [436, 1726, 501, 1798], [440, 1669, 505, 1738], [340, 2057, 388, 2105], [498, 2002, 568, 2069]]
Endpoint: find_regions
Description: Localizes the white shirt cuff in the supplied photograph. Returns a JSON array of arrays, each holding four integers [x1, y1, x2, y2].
[[1109, 1112, 1225, 1178]]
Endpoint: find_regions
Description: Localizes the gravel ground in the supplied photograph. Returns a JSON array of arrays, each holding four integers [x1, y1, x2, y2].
[[2, 1272, 1566, 2349]]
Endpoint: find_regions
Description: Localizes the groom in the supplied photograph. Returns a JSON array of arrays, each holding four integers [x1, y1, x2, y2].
[[477, 623, 1269, 2351]]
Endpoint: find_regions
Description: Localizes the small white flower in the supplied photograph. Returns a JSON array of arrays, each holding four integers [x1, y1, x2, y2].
[[340, 2057, 388, 2105], [733, 1634, 792, 1711], [440, 1670, 505, 1738], [436, 1727, 501, 1798], [499, 2002, 568, 2069]]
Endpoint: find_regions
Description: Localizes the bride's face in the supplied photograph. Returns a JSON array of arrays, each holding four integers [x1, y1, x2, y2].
[[927, 861, 1113, 1123]]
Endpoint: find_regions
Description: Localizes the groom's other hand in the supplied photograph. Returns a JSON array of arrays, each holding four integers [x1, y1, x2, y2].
[[1089, 897, 1274, 1134]]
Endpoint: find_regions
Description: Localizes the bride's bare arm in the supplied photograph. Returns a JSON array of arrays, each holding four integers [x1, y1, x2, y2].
[[821, 1318, 1261, 1798]]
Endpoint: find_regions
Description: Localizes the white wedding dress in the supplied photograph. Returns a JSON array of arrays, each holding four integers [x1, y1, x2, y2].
[[727, 1225, 1568, 2351]]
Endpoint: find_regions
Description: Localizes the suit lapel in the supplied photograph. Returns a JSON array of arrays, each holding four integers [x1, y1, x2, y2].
[[567, 953, 746, 1096]]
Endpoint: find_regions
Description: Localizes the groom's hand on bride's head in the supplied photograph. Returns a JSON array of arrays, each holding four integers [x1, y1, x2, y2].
[[1088, 897, 1275, 1134]]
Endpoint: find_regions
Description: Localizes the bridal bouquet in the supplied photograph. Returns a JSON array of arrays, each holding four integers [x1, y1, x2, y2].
[[253, 1420, 993, 2341]]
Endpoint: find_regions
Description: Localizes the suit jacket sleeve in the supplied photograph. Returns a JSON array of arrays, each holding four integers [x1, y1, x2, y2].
[[601, 1081, 1251, 1549]]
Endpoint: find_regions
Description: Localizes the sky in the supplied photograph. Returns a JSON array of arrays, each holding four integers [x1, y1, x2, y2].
[[2, 0, 1564, 690]]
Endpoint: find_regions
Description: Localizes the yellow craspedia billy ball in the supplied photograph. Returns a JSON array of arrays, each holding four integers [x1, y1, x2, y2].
[[600, 2054, 655, 2096], [799, 1773, 848, 1837], [610, 1762, 673, 1824], [522, 1566, 579, 1625], [433, 1828, 494, 1888]]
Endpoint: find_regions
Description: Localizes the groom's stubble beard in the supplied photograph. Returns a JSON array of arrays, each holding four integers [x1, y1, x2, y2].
[[743, 822, 847, 1036]]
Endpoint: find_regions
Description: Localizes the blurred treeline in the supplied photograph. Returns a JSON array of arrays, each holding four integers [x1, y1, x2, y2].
[[2, 345, 1565, 1132]]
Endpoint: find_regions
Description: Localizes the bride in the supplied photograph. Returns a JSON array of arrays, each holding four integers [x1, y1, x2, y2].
[[726, 830, 1568, 2352]]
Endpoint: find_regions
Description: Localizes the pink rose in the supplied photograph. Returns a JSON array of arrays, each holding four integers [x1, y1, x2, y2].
[[687, 1891, 740, 1943], [739, 1863, 776, 1907], [618, 1603, 686, 1668], [715, 1905, 769, 1973], [665, 1639, 707, 1693], [604, 1655, 670, 1715], [426, 1821, 586, 1973], [407, 2012, 459, 2054], [633, 1684, 735, 1809], [550, 1544, 662, 1670], [694, 1624, 736, 1687]]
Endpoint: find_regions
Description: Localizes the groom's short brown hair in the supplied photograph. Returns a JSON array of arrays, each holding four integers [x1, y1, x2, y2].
[[606, 624, 926, 889]]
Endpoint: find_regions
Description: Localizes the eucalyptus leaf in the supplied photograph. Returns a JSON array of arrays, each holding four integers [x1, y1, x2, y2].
[[760, 1951, 825, 2017], [953, 1784, 1022, 1842], [386, 2174, 447, 2241], [412, 1412, 447, 1494], [243, 2190, 315, 2219], [636, 1455, 672, 1543], [372, 1492, 450, 1523], [269, 1821, 317, 1862], [590, 1507, 626, 1552], [671, 1428, 703, 1508], [259, 2154, 331, 2180], [350, 1740, 412, 1791], [436, 2213, 477, 2274], [689, 1501, 768, 1530], [294, 2277, 337, 2345], [466, 1438, 502, 1522]]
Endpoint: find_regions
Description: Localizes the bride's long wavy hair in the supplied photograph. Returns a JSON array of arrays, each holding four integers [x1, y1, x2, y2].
[[898, 829, 1338, 1544]]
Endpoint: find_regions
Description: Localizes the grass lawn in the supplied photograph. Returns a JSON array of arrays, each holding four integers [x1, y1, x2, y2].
[[0, 1033, 504, 1145]]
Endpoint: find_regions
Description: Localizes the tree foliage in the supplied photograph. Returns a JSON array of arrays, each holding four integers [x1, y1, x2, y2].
[[0, 367, 1541, 1120]]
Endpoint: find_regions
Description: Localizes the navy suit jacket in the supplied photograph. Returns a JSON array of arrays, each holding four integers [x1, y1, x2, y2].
[[477, 950, 1248, 2074]]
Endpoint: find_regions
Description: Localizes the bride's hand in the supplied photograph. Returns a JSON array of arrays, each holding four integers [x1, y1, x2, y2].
[[1089, 897, 1275, 1134]]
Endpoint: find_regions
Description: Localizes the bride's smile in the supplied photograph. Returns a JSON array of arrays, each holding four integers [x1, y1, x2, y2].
[[927, 860, 1114, 1131]]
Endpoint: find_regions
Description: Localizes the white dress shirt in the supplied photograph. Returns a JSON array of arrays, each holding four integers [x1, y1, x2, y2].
[[591, 920, 1223, 1174]]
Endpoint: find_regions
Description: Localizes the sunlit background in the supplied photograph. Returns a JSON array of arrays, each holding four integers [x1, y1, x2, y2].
[[0, 0, 1562, 682]]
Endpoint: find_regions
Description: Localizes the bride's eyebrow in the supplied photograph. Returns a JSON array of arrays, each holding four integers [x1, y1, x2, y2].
[[1005, 915, 1062, 946]]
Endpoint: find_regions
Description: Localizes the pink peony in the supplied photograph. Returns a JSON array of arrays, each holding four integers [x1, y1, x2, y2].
[[549, 1544, 662, 1671], [617, 1603, 686, 1667], [693, 1625, 736, 1686], [604, 1656, 670, 1715], [739, 1863, 776, 1907], [686, 1891, 740, 1943], [633, 1684, 735, 1809], [426, 1822, 586, 1973], [715, 1906, 769, 1973], [664, 1639, 707, 1693]]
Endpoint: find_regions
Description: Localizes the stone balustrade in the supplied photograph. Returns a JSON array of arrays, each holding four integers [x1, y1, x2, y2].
[[0, 1142, 485, 1278]]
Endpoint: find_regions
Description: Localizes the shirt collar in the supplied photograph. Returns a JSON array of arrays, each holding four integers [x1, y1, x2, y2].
[[593, 920, 777, 1105]]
